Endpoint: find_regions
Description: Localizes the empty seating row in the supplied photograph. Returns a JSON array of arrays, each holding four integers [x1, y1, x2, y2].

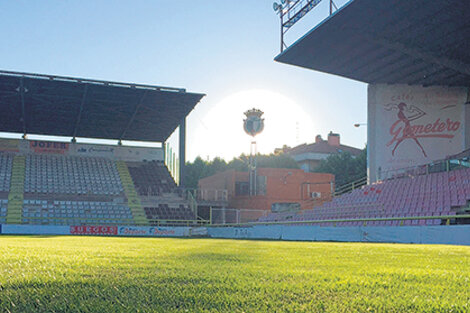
[[128, 161, 177, 196], [259, 167, 470, 226], [144, 204, 195, 221], [0, 154, 12, 192], [24, 155, 123, 195], [0, 199, 7, 223], [22, 199, 133, 225]]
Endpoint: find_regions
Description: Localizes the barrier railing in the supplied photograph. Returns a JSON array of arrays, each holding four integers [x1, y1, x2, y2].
[[18, 217, 209, 227], [186, 191, 198, 217], [147, 219, 209, 227], [9, 214, 470, 228], [209, 214, 470, 227], [334, 176, 368, 196], [380, 157, 470, 181], [332, 156, 470, 197], [185, 188, 229, 202]]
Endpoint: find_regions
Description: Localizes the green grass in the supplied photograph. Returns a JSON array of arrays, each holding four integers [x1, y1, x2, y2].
[[0, 236, 469, 312]]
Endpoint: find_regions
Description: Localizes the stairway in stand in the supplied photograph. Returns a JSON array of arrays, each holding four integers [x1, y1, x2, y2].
[[116, 161, 148, 225], [6, 156, 25, 224]]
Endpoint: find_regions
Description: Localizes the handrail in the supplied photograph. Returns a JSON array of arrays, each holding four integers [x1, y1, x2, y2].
[[380, 157, 470, 181], [332, 156, 470, 197], [334, 176, 368, 196], [186, 190, 198, 217], [209, 214, 470, 227]]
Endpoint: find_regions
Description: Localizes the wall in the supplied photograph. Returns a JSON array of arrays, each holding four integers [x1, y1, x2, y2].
[[207, 225, 470, 246], [0, 138, 163, 162], [198, 169, 237, 197], [2, 223, 468, 246], [200, 168, 334, 211], [368, 84, 469, 182]]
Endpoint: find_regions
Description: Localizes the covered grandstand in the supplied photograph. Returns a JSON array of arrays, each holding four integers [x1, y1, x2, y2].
[[245, 0, 470, 231], [275, 0, 470, 87], [0, 70, 205, 227]]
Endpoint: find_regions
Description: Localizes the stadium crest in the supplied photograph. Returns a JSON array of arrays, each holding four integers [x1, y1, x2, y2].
[[243, 108, 264, 137]]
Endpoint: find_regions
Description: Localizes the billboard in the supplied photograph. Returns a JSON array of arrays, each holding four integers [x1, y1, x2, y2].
[[368, 84, 469, 181], [30, 141, 69, 154], [0, 138, 163, 162], [70, 225, 118, 235], [0, 224, 204, 237], [118, 226, 189, 237]]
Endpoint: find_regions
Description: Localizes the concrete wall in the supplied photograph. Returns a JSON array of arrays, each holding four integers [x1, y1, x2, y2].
[[208, 225, 470, 246], [2, 223, 468, 246]]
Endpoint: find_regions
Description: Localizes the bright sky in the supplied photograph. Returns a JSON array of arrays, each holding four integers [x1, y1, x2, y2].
[[0, 0, 366, 161]]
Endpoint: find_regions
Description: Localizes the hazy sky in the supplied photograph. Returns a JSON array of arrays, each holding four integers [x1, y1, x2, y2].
[[0, 0, 366, 161]]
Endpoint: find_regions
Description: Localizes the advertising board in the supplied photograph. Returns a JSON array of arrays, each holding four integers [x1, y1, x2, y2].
[[0, 138, 163, 162], [368, 84, 469, 181]]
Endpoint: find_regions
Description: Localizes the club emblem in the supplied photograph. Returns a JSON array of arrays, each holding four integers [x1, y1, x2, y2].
[[243, 108, 264, 137]]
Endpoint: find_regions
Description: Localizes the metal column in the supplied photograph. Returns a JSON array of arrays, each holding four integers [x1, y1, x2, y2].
[[179, 117, 186, 187]]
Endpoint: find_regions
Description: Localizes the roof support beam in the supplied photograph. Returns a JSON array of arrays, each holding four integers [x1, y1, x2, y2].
[[72, 84, 89, 142], [118, 90, 148, 142], [19, 77, 26, 137]]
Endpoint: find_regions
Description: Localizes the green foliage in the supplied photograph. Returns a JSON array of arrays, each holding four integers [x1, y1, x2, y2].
[[256, 153, 299, 169], [314, 147, 367, 187], [184, 153, 299, 189], [0, 236, 469, 312]]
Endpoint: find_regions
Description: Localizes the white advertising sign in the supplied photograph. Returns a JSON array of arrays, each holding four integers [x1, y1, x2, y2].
[[118, 226, 190, 237], [368, 84, 469, 181], [0, 139, 163, 162]]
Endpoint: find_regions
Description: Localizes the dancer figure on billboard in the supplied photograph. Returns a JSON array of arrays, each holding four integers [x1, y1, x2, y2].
[[386, 102, 427, 157]]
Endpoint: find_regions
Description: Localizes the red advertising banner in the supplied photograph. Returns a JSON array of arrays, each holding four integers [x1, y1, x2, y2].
[[30, 141, 69, 154], [70, 225, 118, 235]]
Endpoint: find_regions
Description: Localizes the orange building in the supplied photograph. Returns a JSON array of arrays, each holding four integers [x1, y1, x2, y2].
[[198, 168, 334, 212]]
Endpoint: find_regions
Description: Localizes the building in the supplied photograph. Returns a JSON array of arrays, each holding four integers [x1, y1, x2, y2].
[[198, 168, 334, 216], [279, 132, 362, 172]]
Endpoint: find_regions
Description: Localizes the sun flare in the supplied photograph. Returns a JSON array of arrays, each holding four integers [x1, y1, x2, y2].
[[193, 89, 315, 160]]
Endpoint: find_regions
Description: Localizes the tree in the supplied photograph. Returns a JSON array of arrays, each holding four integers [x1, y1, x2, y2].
[[183, 156, 210, 190], [313, 147, 367, 187]]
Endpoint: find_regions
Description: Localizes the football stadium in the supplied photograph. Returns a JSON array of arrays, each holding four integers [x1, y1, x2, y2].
[[1, 1, 470, 312]]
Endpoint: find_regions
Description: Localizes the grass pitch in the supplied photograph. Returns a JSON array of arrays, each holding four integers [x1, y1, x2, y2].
[[0, 236, 469, 312]]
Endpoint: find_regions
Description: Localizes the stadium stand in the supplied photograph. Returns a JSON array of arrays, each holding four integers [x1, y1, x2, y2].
[[0, 70, 204, 227], [259, 166, 470, 226], [0, 149, 195, 226]]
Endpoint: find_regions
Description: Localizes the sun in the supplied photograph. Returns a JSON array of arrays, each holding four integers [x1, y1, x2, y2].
[[190, 89, 315, 161]]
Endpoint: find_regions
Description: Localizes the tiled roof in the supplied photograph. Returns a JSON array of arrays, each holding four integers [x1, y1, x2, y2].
[[288, 140, 362, 156]]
